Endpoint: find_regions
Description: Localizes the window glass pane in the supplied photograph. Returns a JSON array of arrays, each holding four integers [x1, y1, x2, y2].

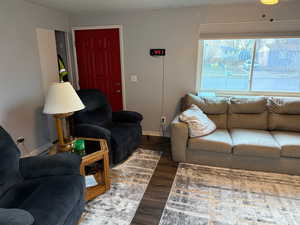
[[252, 38, 300, 92], [201, 39, 255, 91]]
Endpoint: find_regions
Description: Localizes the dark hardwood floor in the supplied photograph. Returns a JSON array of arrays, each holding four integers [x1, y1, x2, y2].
[[131, 136, 178, 225]]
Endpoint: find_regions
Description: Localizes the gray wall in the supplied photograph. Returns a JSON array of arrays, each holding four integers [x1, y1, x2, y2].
[[70, 2, 300, 134], [0, 0, 69, 154], [1, 0, 300, 154]]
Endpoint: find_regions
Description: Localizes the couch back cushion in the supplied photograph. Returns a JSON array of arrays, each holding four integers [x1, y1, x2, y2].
[[182, 94, 228, 129], [206, 114, 228, 130], [228, 97, 268, 130], [268, 97, 300, 132], [269, 97, 300, 114], [230, 97, 267, 114]]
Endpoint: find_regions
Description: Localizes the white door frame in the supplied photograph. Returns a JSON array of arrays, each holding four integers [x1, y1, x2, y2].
[[71, 25, 127, 110]]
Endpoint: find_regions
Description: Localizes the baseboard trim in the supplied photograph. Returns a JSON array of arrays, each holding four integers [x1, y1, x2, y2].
[[143, 131, 161, 136], [142, 130, 170, 137]]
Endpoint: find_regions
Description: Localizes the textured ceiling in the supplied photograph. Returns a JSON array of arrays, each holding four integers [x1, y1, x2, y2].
[[24, 0, 280, 13]]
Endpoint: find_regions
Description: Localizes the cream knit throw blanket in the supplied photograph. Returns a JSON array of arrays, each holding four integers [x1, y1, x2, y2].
[[179, 104, 216, 137]]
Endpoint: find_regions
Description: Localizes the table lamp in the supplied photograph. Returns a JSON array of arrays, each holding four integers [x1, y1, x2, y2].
[[43, 82, 85, 152]]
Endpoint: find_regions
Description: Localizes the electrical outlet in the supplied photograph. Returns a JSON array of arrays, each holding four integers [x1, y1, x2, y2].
[[161, 116, 167, 124], [16, 136, 25, 144]]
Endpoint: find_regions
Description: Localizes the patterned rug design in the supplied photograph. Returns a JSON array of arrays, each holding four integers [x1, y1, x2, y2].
[[81, 149, 161, 225], [159, 163, 300, 225]]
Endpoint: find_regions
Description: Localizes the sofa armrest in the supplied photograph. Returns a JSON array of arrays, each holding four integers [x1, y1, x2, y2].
[[0, 208, 34, 225], [171, 116, 189, 162], [19, 152, 82, 179], [112, 111, 143, 123]]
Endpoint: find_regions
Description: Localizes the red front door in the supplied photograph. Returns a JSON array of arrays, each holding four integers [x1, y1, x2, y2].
[[75, 28, 123, 111]]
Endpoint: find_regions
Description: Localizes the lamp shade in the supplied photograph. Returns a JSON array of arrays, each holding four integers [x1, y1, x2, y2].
[[43, 82, 85, 114]]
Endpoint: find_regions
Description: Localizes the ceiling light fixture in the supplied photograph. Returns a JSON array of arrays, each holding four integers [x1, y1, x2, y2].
[[260, 0, 279, 5]]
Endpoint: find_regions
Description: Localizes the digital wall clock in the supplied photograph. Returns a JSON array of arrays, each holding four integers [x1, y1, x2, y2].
[[150, 49, 166, 56]]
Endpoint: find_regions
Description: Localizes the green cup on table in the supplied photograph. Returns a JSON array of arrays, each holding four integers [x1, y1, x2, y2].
[[74, 139, 86, 156]]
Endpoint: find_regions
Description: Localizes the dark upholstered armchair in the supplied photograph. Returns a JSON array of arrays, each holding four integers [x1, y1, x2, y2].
[[0, 126, 85, 225], [73, 89, 143, 165]]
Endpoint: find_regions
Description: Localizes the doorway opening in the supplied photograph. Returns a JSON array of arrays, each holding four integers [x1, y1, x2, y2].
[[55, 30, 72, 83]]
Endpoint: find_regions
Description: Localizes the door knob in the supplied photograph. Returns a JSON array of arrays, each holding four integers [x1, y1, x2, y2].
[[116, 90, 121, 93]]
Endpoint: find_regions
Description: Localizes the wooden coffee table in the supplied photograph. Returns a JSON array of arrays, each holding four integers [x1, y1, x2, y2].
[[49, 137, 111, 201]]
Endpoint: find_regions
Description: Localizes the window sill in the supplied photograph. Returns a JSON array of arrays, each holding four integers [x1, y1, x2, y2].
[[201, 90, 300, 98]]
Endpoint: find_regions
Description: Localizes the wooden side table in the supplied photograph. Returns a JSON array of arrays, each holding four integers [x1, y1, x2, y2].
[[78, 137, 111, 201], [48, 137, 111, 201]]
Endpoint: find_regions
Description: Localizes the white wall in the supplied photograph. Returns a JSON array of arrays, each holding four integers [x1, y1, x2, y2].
[[71, 2, 300, 134], [0, 0, 69, 154]]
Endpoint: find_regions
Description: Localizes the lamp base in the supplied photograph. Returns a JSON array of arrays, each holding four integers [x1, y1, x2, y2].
[[54, 113, 74, 152], [57, 140, 74, 152]]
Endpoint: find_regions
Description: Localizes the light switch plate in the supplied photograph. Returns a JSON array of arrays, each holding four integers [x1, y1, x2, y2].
[[130, 75, 138, 82]]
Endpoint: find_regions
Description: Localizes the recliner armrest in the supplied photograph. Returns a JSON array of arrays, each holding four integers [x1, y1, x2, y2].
[[171, 116, 189, 162], [74, 123, 111, 141], [112, 111, 143, 123], [0, 208, 34, 225], [19, 152, 82, 179]]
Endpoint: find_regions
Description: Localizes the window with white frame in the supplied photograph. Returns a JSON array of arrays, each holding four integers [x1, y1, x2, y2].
[[199, 38, 300, 93]]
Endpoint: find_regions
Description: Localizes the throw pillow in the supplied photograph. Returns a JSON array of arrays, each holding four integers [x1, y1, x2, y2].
[[179, 104, 216, 137]]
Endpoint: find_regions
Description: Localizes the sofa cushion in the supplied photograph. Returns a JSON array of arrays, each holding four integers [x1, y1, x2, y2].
[[183, 93, 228, 114], [271, 131, 300, 158], [269, 114, 300, 132], [206, 114, 227, 129], [230, 129, 280, 158], [269, 97, 300, 115], [228, 97, 268, 130], [188, 129, 232, 154], [230, 97, 267, 114], [228, 111, 268, 130]]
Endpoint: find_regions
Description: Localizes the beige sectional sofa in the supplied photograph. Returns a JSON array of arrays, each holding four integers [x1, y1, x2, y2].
[[171, 93, 300, 175]]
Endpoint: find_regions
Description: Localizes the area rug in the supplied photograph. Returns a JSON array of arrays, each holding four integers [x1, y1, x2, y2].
[[80, 149, 161, 225], [159, 163, 300, 225]]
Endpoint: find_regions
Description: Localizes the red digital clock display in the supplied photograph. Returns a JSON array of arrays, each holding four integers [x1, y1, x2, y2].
[[150, 49, 166, 56]]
